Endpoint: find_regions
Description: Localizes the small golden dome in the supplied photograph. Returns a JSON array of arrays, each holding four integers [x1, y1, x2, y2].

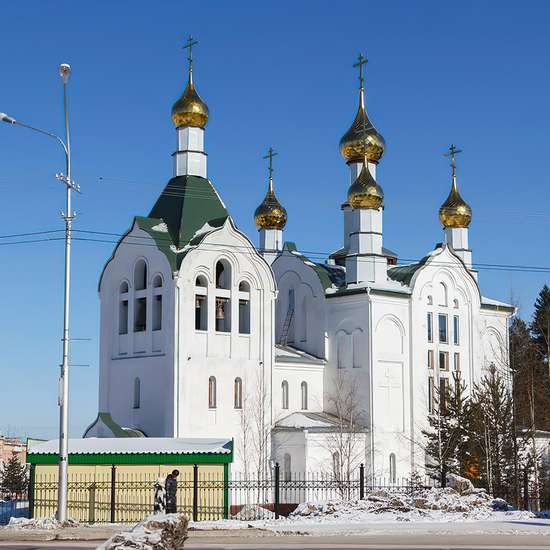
[[347, 163, 384, 209], [439, 179, 472, 228], [340, 89, 385, 164], [255, 186, 287, 230], [171, 72, 209, 128]]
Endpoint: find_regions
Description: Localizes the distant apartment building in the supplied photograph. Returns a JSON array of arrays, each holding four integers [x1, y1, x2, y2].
[[0, 436, 26, 464]]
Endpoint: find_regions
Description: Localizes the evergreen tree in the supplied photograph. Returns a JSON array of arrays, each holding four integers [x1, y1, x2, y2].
[[1, 454, 28, 496], [469, 365, 523, 498], [422, 373, 471, 486], [530, 284, 550, 369]]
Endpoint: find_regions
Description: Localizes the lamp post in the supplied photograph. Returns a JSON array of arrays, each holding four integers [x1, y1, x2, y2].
[[1, 63, 79, 521]]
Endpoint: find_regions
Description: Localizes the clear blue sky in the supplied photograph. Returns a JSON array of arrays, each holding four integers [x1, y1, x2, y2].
[[1, 1, 548, 440]]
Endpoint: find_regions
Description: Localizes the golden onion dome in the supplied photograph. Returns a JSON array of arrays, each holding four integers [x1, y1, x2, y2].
[[439, 178, 472, 228], [340, 88, 385, 164], [171, 70, 209, 128], [347, 162, 384, 210], [254, 180, 287, 230]]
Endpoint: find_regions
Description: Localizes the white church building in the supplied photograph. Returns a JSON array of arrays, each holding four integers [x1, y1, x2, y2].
[[85, 47, 514, 480]]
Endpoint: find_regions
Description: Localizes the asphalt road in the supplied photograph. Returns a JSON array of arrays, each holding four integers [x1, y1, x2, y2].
[[1, 533, 550, 549]]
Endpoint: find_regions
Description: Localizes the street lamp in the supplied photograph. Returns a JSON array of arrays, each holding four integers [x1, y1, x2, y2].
[[1, 63, 79, 522]]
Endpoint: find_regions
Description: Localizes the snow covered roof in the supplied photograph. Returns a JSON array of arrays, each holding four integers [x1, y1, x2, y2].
[[27, 437, 232, 456], [274, 411, 356, 432], [275, 344, 326, 365], [480, 296, 515, 312]]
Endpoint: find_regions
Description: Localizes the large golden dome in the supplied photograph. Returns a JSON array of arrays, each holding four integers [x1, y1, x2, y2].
[[340, 89, 385, 164], [348, 163, 384, 210], [255, 184, 287, 230], [171, 71, 209, 129], [439, 179, 472, 228]]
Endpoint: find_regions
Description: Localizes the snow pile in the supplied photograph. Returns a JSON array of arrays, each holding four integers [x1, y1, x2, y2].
[[289, 487, 536, 522], [6, 517, 79, 530], [232, 504, 276, 520], [98, 513, 188, 550]]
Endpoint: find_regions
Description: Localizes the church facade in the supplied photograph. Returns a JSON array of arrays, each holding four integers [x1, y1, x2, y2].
[[85, 47, 513, 480]]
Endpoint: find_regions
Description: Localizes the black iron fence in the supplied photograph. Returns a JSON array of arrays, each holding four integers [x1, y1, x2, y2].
[[28, 463, 433, 523]]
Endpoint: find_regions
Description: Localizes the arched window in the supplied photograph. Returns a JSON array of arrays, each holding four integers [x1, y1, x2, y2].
[[152, 276, 163, 332], [283, 453, 292, 481], [389, 453, 397, 484], [195, 276, 208, 331], [453, 298, 459, 309], [287, 288, 296, 343], [337, 332, 348, 369], [133, 377, 141, 409], [238, 281, 251, 335], [134, 260, 147, 291], [215, 260, 231, 289], [438, 283, 448, 307], [301, 381, 308, 410], [208, 376, 217, 409], [299, 296, 308, 342], [234, 377, 243, 409], [153, 275, 163, 288], [119, 282, 129, 335], [282, 380, 289, 409], [427, 295, 433, 305], [352, 330, 362, 368]]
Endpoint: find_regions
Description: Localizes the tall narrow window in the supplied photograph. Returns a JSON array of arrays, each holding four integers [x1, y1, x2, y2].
[[287, 288, 295, 343], [153, 275, 162, 288], [438, 314, 448, 343], [438, 282, 448, 307], [300, 296, 308, 342], [439, 351, 449, 371], [215, 260, 231, 289], [427, 312, 433, 342], [234, 377, 243, 409], [427, 350, 434, 370], [153, 295, 162, 331], [134, 297, 147, 332], [133, 377, 141, 409], [301, 381, 308, 410], [352, 330, 362, 368], [238, 281, 250, 335], [453, 315, 460, 345], [195, 276, 208, 331], [454, 352, 460, 372], [208, 376, 217, 409], [389, 453, 397, 484], [283, 453, 292, 481], [428, 376, 434, 413], [282, 380, 289, 409], [134, 260, 147, 291], [119, 300, 128, 335], [337, 332, 347, 369]]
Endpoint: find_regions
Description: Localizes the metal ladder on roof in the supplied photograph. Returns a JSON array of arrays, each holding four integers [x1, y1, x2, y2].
[[278, 306, 295, 346]]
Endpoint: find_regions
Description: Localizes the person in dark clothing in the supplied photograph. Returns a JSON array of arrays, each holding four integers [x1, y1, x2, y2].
[[165, 469, 179, 513]]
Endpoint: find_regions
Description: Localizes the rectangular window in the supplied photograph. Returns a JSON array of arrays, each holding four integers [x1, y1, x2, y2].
[[428, 350, 434, 370], [216, 298, 231, 333], [453, 315, 460, 345], [428, 376, 434, 413], [439, 351, 449, 371], [134, 298, 147, 332], [438, 314, 448, 343], [152, 295, 162, 331], [119, 300, 128, 335], [427, 312, 433, 342], [454, 352, 460, 372]]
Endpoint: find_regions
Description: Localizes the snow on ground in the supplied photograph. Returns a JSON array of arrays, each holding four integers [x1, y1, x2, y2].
[[191, 487, 548, 536], [5, 517, 79, 530]]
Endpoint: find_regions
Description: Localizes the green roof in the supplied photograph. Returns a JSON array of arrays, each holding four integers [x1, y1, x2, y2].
[[284, 242, 345, 290], [387, 255, 431, 286]]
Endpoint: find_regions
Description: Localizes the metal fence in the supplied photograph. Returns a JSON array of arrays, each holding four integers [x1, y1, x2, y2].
[[0, 497, 29, 525], [29, 464, 432, 523]]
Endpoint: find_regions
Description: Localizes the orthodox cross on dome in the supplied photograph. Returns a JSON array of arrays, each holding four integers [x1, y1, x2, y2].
[[444, 144, 463, 181], [353, 53, 368, 91], [262, 146, 278, 192], [182, 35, 199, 73]]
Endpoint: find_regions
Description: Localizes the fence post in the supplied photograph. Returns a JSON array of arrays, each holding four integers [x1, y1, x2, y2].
[[359, 463, 365, 500], [193, 464, 198, 522], [110, 465, 116, 523], [274, 462, 280, 520], [28, 464, 35, 519], [523, 467, 529, 511], [88, 483, 96, 524]]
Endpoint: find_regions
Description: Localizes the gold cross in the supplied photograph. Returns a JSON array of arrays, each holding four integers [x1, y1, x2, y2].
[[183, 35, 199, 71], [444, 144, 463, 177], [262, 147, 277, 180], [353, 53, 368, 90]]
